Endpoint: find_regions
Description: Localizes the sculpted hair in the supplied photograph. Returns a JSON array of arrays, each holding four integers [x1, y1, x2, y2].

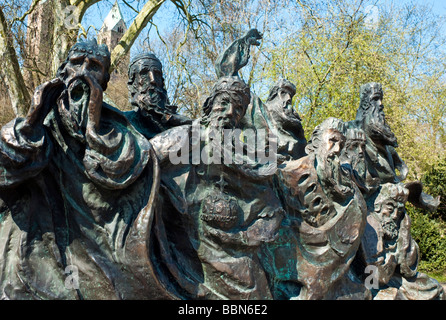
[[201, 76, 251, 118], [355, 82, 383, 121], [266, 78, 296, 103], [56, 39, 111, 90], [305, 117, 346, 154]]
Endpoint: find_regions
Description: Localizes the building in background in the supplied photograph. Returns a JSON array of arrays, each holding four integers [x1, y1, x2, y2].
[[98, 0, 130, 77], [98, 1, 131, 109]]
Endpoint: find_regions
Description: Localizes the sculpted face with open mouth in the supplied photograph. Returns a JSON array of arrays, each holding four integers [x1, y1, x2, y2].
[[55, 40, 111, 138]]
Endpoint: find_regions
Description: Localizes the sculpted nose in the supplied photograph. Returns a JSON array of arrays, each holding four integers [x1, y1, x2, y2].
[[332, 143, 341, 154], [374, 98, 383, 109], [226, 106, 234, 118], [148, 70, 156, 85], [81, 57, 90, 72]]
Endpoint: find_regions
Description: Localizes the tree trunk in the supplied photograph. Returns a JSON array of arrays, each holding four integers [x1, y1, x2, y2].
[[23, 0, 56, 93], [1, 0, 168, 116], [50, 0, 102, 77], [0, 6, 31, 117]]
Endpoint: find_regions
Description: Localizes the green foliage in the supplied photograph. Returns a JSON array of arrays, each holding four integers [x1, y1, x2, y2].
[[407, 157, 446, 274], [407, 204, 446, 273], [421, 157, 446, 220], [257, 0, 446, 179]]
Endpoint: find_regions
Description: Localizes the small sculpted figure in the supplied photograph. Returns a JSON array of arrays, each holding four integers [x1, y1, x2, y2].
[[360, 183, 445, 300], [125, 53, 191, 139], [259, 79, 306, 162], [239, 78, 307, 164], [354, 82, 408, 185], [215, 28, 263, 78]]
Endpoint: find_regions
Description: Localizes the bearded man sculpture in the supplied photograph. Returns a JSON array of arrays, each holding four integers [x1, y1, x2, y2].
[[149, 75, 284, 299], [360, 183, 444, 300], [261, 118, 369, 300], [0, 30, 443, 301], [0, 40, 168, 299], [125, 53, 191, 139]]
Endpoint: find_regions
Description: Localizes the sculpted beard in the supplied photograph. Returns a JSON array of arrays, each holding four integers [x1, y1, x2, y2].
[[136, 85, 167, 113], [269, 97, 301, 129], [57, 73, 92, 138], [319, 148, 355, 199], [351, 154, 366, 181], [324, 151, 340, 186], [211, 113, 235, 129]]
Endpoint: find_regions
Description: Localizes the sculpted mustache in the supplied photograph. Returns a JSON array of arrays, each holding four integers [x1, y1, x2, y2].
[[139, 85, 166, 95], [138, 87, 166, 103]]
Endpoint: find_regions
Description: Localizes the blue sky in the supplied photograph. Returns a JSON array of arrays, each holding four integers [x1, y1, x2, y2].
[[81, 0, 446, 58], [81, 0, 177, 55], [425, 0, 446, 16]]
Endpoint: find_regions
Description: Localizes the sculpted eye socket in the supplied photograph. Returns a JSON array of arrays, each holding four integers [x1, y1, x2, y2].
[[148, 89, 157, 98], [89, 61, 102, 72], [70, 57, 83, 66], [138, 69, 150, 79], [220, 99, 232, 108]]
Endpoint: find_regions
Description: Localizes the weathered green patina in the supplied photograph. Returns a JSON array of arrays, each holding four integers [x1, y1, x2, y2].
[[0, 32, 443, 300]]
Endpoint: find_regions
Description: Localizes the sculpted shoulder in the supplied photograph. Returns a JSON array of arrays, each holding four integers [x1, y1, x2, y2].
[[149, 124, 193, 163]]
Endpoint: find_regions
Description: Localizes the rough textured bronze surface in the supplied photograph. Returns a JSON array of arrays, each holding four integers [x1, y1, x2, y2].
[[0, 34, 443, 300]]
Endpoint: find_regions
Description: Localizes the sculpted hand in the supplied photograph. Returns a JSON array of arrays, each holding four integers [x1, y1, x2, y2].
[[24, 78, 64, 129], [244, 29, 263, 46], [83, 73, 103, 131]]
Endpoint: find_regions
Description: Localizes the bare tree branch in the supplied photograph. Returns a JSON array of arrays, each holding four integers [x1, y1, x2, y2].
[[0, 6, 30, 116], [13, 0, 42, 23], [110, 0, 167, 73], [122, 0, 140, 14]]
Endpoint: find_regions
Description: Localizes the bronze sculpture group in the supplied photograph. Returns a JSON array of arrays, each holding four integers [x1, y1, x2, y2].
[[0, 30, 443, 300]]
